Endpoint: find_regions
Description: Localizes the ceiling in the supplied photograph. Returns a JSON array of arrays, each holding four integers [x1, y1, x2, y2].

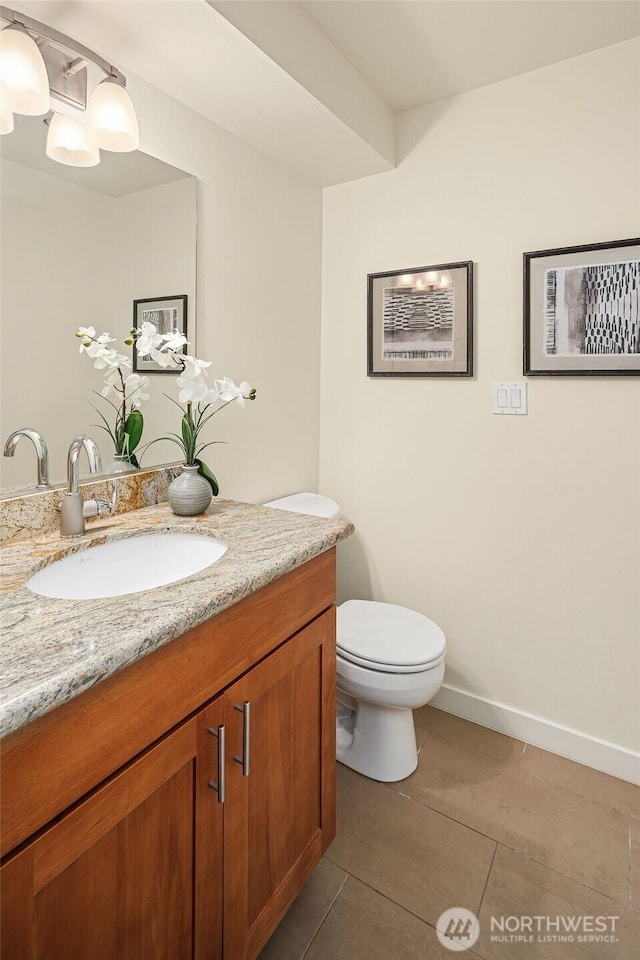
[[3, 1, 639, 186], [299, 1, 640, 113]]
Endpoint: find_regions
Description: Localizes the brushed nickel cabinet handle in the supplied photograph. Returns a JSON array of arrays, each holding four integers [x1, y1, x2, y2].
[[206, 724, 225, 803], [234, 701, 251, 777]]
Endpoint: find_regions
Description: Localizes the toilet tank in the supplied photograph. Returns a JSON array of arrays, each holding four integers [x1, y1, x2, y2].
[[263, 492, 341, 519]]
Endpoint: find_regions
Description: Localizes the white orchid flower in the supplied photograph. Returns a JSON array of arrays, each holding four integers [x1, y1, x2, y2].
[[235, 381, 255, 407], [77, 325, 97, 352], [100, 368, 120, 400], [135, 321, 162, 356], [149, 347, 174, 368], [181, 355, 213, 379], [177, 374, 210, 404], [214, 376, 240, 403], [93, 346, 131, 371], [78, 327, 115, 354], [124, 373, 150, 408], [161, 330, 188, 352]]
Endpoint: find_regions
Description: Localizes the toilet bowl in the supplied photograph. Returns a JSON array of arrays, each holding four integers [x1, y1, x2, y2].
[[263, 493, 446, 782]]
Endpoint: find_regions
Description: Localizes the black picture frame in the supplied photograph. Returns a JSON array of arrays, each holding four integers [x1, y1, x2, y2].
[[523, 238, 640, 376], [367, 261, 473, 377], [132, 294, 188, 373]]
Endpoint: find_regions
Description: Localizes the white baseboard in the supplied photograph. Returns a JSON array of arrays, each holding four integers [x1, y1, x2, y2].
[[431, 685, 640, 785]]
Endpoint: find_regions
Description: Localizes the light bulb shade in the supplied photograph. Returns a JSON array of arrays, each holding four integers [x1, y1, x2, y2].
[[0, 24, 50, 116], [87, 77, 139, 152], [0, 82, 15, 134], [46, 113, 99, 167]]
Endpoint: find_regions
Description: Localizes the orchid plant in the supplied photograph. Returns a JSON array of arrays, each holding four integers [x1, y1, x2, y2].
[[133, 321, 256, 495], [76, 327, 149, 466]]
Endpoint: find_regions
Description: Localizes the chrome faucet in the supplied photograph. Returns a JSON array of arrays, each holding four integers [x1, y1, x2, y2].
[[60, 436, 114, 538], [3, 428, 50, 487]]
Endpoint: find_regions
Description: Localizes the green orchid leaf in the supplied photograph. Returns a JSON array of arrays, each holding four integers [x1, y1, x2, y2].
[[181, 414, 190, 450], [124, 409, 143, 452], [194, 458, 219, 497], [129, 453, 140, 468]]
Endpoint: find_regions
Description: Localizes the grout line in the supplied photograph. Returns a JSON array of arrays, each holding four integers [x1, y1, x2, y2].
[[627, 817, 633, 909], [342, 872, 493, 960], [476, 842, 498, 916], [520, 767, 632, 815], [512, 847, 624, 905], [299, 870, 349, 960], [347, 873, 442, 931], [339, 780, 630, 911], [388, 785, 508, 846], [521, 742, 527, 756]]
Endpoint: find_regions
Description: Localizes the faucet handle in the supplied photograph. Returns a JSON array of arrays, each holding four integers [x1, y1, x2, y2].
[[82, 497, 114, 520]]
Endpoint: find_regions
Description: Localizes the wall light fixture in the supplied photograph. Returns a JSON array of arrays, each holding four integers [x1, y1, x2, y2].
[[0, 5, 139, 166]]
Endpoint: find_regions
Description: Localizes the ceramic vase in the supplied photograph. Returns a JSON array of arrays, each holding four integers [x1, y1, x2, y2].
[[168, 464, 212, 516], [105, 454, 139, 475]]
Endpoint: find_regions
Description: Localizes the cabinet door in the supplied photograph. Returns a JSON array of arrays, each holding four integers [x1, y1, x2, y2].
[[223, 608, 336, 960], [1, 698, 225, 960]]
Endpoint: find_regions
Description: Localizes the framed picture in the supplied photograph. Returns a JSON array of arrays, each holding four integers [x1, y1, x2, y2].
[[133, 295, 188, 373], [367, 261, 473, 377], [524, 238, 640, 376]]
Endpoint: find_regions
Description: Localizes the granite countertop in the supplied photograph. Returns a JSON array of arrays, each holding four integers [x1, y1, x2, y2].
[[0, 499, 354, 738]]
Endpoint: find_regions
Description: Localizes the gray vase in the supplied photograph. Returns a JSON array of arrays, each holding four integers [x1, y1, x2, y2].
[[168, 464, 213, 516], [105, 454, 139, 475]]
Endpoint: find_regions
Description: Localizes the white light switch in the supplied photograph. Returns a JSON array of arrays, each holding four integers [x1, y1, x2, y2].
[[492, 382, 527, 415]]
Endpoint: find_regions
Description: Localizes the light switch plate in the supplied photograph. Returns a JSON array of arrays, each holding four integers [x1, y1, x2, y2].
[[492, 381, 527, 415]]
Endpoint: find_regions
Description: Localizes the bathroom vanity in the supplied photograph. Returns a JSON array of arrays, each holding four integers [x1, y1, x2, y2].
[[0, 499, 353, 960]]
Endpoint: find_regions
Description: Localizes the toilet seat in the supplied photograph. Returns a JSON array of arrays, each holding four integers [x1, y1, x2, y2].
[[337, 599, 446, 674]]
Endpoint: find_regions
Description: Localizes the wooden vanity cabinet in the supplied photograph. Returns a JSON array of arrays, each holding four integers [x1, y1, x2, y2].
[[1, 698, 225, 960], [1, 551, 337, 960], [224, 607, 335, 960]]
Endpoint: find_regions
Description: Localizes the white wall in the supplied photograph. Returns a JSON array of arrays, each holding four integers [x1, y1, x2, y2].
[[320, 40, 640, 753]]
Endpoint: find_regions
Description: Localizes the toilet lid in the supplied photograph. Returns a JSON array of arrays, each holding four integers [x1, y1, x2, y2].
[[337, 600, 446, 672], [263, 492, 341, 519]]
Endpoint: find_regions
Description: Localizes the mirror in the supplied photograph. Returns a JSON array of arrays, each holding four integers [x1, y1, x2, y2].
[[0, 114, 197, 494]]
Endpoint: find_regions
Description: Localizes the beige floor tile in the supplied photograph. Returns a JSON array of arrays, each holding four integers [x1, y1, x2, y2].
[[325, 765, 496, 926], [413, 706, 524, 762], [304, 876, 454, 960], [521, 745, 640, 817], [476, 845, 640, 960], [631, 817, 640, 912], [399, 734, 629, 902], [258, 859, 347, 960]]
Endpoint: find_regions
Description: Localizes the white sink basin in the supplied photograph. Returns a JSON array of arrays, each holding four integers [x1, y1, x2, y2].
[[27, 532, 228, 600]]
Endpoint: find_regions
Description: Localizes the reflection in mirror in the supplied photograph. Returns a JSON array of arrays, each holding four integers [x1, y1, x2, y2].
[[0, 114, 196, 493]]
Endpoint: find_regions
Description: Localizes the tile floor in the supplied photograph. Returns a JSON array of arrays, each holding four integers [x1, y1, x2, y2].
[[259, 706, 640, 960]]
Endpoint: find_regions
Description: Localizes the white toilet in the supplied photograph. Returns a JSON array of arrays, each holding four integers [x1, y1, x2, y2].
[[264, 492, 446, 782]]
